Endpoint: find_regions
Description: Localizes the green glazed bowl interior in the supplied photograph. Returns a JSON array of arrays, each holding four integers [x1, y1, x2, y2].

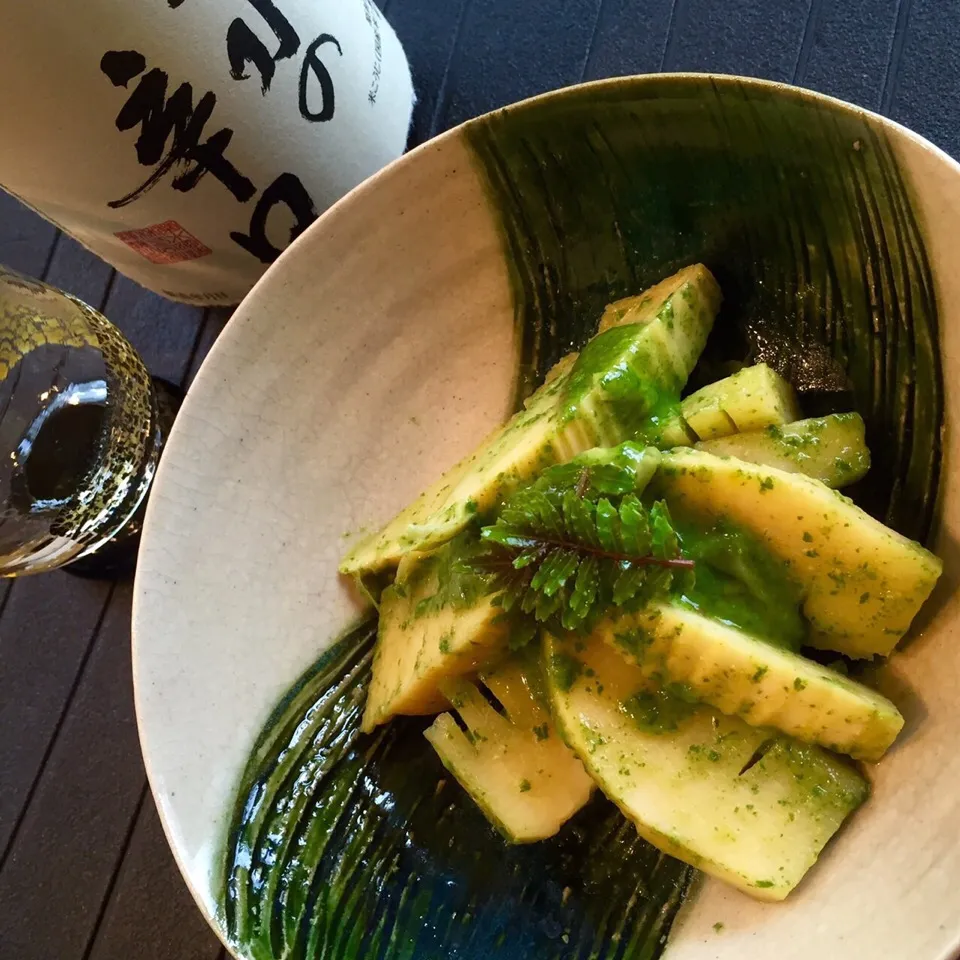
[[133, 74, 960, 960]]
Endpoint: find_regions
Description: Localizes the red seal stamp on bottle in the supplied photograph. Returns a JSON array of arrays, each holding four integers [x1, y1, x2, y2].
[[114, 221, 212, 265]]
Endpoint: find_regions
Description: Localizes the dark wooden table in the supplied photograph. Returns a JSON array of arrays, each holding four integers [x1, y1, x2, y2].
[[2, 2, 959, 958]]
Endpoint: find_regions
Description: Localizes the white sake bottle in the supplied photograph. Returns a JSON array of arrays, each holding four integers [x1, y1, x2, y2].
[[0, 0, 415, 304]]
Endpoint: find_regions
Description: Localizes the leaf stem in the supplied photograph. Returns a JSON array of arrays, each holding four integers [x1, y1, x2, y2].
[[499, 534, 695, 569], [574, 467, 591, 498]]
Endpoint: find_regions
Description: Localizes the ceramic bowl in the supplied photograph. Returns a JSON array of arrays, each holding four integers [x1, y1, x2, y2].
[[133, 74, 960, 960]]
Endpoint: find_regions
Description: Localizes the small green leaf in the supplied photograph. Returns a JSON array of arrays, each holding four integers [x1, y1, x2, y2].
[[532, 490, 565, 538], [567, 556, 599, 626], [595, 498, 620, 552], [531, 548, 566, 592], [514, 546, 545, 569], [529, 548, 558, 590], [534, 588, 563, 622], [650, 501, 679, 559], [618, 494, 651, 555], [613, 564, 647, 605], [521, 581, 542, 614], [634, 565, 674, 609], [562, 488, 598, 545], [481, 526, 535, 550], [546, 550, 580, 596], [501, 576, 528, 613], [497, 495, 532, 529]]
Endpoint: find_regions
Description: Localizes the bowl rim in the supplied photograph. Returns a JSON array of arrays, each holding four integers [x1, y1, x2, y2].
[[130, 70, 960, 956]]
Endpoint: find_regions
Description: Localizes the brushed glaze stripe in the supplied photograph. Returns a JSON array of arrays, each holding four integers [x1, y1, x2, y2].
[[465, 76, 943, 543], [220, 620, 691, 959]]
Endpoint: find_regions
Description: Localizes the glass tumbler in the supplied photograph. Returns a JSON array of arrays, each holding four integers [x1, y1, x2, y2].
[[0, 265, 170, 576]]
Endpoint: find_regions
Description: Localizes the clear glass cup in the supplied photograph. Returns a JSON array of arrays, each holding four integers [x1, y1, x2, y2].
[[0, 265, 167, 576]]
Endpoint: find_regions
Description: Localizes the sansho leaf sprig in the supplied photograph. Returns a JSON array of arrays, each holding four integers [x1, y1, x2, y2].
[[476, 463, 693, 632]]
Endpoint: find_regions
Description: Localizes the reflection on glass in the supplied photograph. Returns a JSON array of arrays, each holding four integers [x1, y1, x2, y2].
[[0, 265, 162, 575]]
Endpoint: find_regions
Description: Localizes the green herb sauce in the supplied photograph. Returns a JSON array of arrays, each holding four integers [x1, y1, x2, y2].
[[673, 515, 805, 650], [624, 683, 700, 734]]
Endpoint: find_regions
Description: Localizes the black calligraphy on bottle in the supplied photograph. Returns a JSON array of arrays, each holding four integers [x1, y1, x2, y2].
[[230, 172, 317, 263], [100, 51, 256, 209], [171, 0, 342, 123], [298, 35, 342, 122], [101, 1, 349, 264], [226, 0, 300, 94]]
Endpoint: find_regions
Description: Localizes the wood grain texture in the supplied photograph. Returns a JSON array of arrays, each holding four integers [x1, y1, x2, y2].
[[886, 0, 960, 159], [433, 0, 604, 130], [100, 278, 205, 385], [0, 575, 114, 859], [583, 0, 677, 79], [388, 0, 470, 143], [663, 0, 813, 79], [794, 0, 902, 106], [0, 190, 58, 277], [85, 797, 225, 960], [44, 234, 117, 312], [2, 1, 960, 957], [0, 583, 142, 960]]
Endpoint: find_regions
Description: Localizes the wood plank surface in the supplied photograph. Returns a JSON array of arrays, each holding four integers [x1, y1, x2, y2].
[[1, 2, 959, 958]]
